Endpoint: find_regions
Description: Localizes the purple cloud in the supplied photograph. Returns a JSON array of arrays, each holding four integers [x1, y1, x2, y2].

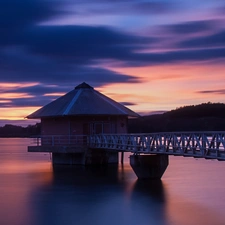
[[162, 20, 217, 34], [179, 30, 225, 48]]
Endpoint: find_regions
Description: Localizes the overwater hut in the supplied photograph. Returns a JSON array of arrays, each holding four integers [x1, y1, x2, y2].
[[27, 82, 139, 165]]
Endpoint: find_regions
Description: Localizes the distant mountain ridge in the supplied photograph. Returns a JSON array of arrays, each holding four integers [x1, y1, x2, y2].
[[128, 102, 225, 133], [0, 123, 41, 137], [164, 102, 225, 119]]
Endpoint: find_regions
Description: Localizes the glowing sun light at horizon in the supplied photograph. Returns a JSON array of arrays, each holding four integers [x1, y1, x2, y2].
[[0, 107, 40, 120]]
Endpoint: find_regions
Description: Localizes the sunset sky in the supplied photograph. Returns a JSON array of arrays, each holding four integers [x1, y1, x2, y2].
[[0, 0, 225, 126]]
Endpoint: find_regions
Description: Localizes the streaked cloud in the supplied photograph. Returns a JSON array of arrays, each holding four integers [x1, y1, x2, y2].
[[43, 93, 66, 97], [179, 30, 225, 48], [161, 20, 218, 34], [197, 89, 225, 95], [80, 1, 176, 15], [119, 102, 137, 106]]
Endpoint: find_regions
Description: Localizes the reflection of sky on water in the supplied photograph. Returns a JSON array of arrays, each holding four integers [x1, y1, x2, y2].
[[0, 139, 225, 225], [30, 165, 167, 225]]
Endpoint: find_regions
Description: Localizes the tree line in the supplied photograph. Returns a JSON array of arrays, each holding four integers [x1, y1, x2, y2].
[[0, 123, 41, 137], [128, 102, 225, 133]]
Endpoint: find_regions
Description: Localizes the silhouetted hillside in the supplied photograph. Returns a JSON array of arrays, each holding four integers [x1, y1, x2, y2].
[[128, 102, 225, 133], [165, 102, 225, 118], [0, 123, 41, 137]]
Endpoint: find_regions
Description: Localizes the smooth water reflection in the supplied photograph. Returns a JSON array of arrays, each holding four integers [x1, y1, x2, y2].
[[0, 138, 225, 225], [29, 165, 166, 225]]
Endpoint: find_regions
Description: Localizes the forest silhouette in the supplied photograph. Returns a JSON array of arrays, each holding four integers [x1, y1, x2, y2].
[[128, 102, 225, 133]]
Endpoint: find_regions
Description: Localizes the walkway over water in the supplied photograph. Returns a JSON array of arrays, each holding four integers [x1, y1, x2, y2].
[[31, 132, 225, 161]]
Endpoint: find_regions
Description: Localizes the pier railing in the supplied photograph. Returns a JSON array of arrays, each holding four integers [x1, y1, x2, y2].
[[89, 132, 225, 160], [30, 132, 225, 160], [30, 135, 88, 147]]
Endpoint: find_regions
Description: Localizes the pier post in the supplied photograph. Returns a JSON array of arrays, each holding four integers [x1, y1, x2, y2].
[[85, 149, 118, 165], [52, 153, 85, 165], [130, 154, 169, 179]]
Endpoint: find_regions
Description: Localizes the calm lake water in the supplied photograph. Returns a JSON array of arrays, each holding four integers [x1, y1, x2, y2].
[[1, 138, 225, 225]]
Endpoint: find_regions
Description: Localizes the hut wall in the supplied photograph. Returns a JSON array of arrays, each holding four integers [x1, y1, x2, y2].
[[115, 116, 128, 133], [41, 117, 70, 135], [69, 118, 83, 135], [41, 115, 128, 136], [68, 115, 128, 135], [41, 117, 71, 146]]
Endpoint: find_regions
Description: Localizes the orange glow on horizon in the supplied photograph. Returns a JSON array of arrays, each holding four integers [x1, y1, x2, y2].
[[43, 92, 66, 96], [0, 107, 40, 120], [97, 63, 225, 113]]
